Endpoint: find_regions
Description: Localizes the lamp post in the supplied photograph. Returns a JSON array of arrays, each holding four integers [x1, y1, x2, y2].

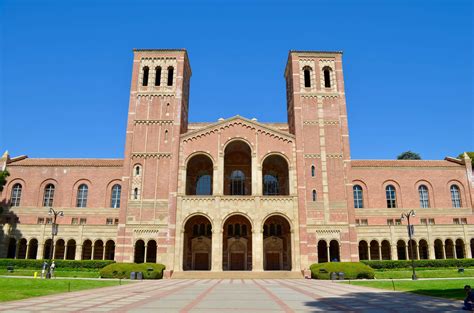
[[46, 208, 63, 279], [401, 209, 417, 280]]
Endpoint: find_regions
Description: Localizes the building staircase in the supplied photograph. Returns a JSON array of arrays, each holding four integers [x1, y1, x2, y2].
[[170, 271, 304, 279]]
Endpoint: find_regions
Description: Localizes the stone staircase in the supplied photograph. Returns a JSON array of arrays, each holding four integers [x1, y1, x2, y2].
[[170, 271, 304, 279]]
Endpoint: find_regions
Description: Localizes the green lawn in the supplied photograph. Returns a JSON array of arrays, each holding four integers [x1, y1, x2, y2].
[[0, 268, 101, 278], [375, 268, 474, 279], [0, 277, 125, 302], [346, 279, 473, 300]]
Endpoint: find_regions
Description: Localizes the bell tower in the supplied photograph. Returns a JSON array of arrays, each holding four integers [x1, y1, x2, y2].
[[285, 51, 358, 266], [116, 49, 191, 265]]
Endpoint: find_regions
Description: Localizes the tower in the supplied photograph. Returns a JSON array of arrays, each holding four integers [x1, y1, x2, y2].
[[115, 49, 191, 266], [285, 51, 358, 266]]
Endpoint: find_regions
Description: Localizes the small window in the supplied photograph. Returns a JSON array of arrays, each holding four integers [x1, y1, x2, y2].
[[133, 188, 139, 200], [323, 68, 331, 88], [76, 184, 88, 208], [46, 217, 52, 224], [227, 224, 233, 236], [303, 68, 311, 88], [311, 165, 315, 177], [353, 185, 364, 208], [387, 219, 394, 225], [165, 103, 170, 115], [167, 66, 174, 86], [71, 218, 78, 225], [110, 184, 121, 208], [420, 218, 427, 225], [10, 183, 22, 207], [461, 218, 467, 224], [355, 219, 360, 226], [418, 185, 430, 208], [235, 224, 241, 236], [43, 184, 55, 207], [154, 66, 161, 86], [37, 217, 45, 224], [106, 218, 114, 225], [312, 190, 317, 202], [360, 219, 368, 226], [428, 218, 435, 225], [385, 185, 397, 208], [450, 185, 461, 208], [142, 66, 149, 86], [164, 130, 168, 142], [395, 219, 402, 225], [114, 218, 119, 225], [79, 218, 87, 225], [453, 218, 460, 224], [135, 165, 141, 176]]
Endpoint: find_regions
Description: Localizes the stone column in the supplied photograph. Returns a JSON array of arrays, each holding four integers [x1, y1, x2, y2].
[[378, 245, 382, 260], [428, 243, 435, 260], [75, 244, 82, 260], [91, 245, 95, 260], [405, 244, 409, 260], [37, 243, 44, 260], [442, 245, 446, 259], [326, 245, 331, 262], [144, 244, 148, 263], [251, 153, 258, 196], [391, 243, 398, 260], [25, 244, 30, 260], [252, 229, 263, 271], [465, 243, 472, 259], [211, 229, 223, 271]]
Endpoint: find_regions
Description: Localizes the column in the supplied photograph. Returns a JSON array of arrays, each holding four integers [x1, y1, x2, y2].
[[144, 244, 148, 263], [25, 244, 30, 260], [442, 245, 446, 259], [391, 243, 398, 260], [326, 245, 330, 262], [211, 229, 223, 271], [428, 242, 435, 260], [454, 244, 458, 259], [415, 244, 419, 260], [466, 243, 472, 259], [378, 245, 382, 260], [37, 243, 44, 260], [91, 245, 95, 260], [252, 229, 263, 271], [75, 244, 82, 260]]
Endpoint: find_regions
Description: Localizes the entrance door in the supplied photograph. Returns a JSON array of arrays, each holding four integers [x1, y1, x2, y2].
[[230, 253, 245, 270], [266, 253, 280, 270], [194, 253, 209, 270]]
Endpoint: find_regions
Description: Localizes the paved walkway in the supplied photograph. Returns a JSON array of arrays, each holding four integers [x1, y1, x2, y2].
[[0, 279, 462, 312]]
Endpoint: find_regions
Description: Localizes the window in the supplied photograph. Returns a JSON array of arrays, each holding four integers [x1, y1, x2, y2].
[[385, 185, 397, 208], [395, 219, 402, 225], [418, 185, 429, 208], [360, 219, 368, 226], [71, 218, 78, 225], [76, 184, 88, 208], [167, 66, 174, 86], [263, 173, 279, 195], [387, 219, 394, 225], [428, 218, 435, 225], [196, 174, 212, 195], [43, 184, 55, 207], [450, 185, 461, 208], [323, 68, 331, 88], [106, 218, 114, 225], [230, 170, 245, 195], [453, 218, 460, 225], [164, 129, 168, 142], [37, 217, 44, 224], [227, 224, 233, 236], [46, 218, 52, 224], [420, 218, 427, 225], [142, 66, 149, 86], [135, 165, 141, 176], [154, 66, 161, 86], [312, 190, 317, 202], [133, 188, 139, 200], [353, 185, 364, 208], [303, 67, 311, 87], [355, 219, 360, 225], [114, 218, 119, 225], [311, 165, 315, 177], [461, 218, 467, 224], [10, 183, 22, 207], [79, 218, 87, 225], [110, 184, 121, 208]]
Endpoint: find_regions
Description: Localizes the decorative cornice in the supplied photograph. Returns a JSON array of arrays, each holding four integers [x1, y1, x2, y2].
[[304, 153, 343, 159], [300, 93, 339, 98], [303, 120, 339, 125], [131, 153, 172, 159], [134, 120, 173, 126], [136, 92, 175, 98]]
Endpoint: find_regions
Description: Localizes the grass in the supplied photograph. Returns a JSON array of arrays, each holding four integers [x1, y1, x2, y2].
[[346, 279, 473, 300], [0, 269, 101, 278], [374, 268, 474, 279], [0, 277, 126, 302]]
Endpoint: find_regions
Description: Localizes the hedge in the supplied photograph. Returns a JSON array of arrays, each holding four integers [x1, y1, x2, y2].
[[0, 259, 115, 270], [99, 263, 165, 279], [361, 259, 474, 270], [310, 262, 374, 280]]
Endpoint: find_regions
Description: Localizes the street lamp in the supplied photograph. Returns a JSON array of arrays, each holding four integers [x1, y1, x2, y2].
[[401, 209, 417, 280], [46, 208, 63, 279]]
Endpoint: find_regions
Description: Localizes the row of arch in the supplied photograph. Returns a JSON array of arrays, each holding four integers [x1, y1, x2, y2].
[[9, 183, 121, 208], [142, 66, 173, 87], [6, 238, 116, 261], [353, 183, 464, 209], [358, 238, 474, 260], [303, 66, 333, 88]]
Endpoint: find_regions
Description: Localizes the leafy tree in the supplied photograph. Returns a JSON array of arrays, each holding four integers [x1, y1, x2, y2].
[[0, 169, 9, 192], [457, 152, 474, 166], [397, 151, 421, 160]]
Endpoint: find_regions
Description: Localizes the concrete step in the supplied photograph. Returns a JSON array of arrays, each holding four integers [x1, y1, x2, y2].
[[171, 271, 303, 279]]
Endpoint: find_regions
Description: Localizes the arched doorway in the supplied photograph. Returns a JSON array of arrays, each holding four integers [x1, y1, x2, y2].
[[7, 238, 16, 258], [105, 240, 115, 260], [370, 240, 380, 260], [55, 239, 65, 259], [44, 239, 52, 259], [17, 239, 27, 259], [317, 240, 328, 263], [183, 215, 212, 270], [419, 239, 429, 259], [28, 239, 38, 259], [358, 240, 368, 260], [223, 214, 252, 270], [186, 154, 213, 195], [455, 239, 465, 259], [263, 215, 291, 270], [134, 240, 145, 263], [434, 239, 444, 259], [93, 240, 104, 260], [397, 240, 407, 260], [224, 141, 252, 195], [146, 240, 157, 263], [445, 239, 454, 259], [329, 240, 340, 262], [81, 240, 92, 260], [381, 240, 391, 260], [66, 239, 76, 260], [262, 155, 289, 195]]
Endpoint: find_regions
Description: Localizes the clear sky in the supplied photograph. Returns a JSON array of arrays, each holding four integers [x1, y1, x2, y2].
[[0, 0, 472, 160]]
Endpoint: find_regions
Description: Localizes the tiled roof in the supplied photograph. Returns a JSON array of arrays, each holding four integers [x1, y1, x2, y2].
[[351, 160, 462, 168], [8, 158, 123, 167]]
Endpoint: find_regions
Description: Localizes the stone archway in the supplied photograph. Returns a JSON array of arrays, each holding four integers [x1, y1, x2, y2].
[[223, 214, 252, 271], [263, 215, 291, 270], [183, 215, 212, 271]]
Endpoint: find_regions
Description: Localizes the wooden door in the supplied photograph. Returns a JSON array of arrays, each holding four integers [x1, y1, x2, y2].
[[266, 253, 280, 270], [230, 253, 244, 270], [194, 253, 209, 270]]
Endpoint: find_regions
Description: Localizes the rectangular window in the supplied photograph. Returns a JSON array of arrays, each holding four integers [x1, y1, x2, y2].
[[428, 218, 435, 225], [46, 218, 52, 224], [79, 218, 87, 225], [114, 218, 119, 225], [71, 218, 78, 225], [361, 219, 368, 226], [453, 218, 460, 224], [461, 218, 467, 224], [37, 217, 45, 224], [420, 218, 427, 225], [355, 219, 360, 226], [387, 219, 394, 225], [106, 218, 113, 225], [395, 219, 402, 225]]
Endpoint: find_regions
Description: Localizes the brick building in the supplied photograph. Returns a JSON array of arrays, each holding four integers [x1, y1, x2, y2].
[[1, 49, 473, 275]]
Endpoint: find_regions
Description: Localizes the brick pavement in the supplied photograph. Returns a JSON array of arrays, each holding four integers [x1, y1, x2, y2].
[[0, 279, 462, 312]]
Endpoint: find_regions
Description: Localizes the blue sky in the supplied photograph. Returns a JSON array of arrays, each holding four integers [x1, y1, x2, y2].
[[0, 0, 472, 159]]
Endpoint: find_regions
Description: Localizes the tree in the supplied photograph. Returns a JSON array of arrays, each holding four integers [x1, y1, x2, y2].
[[397, 151, 421, 160], [457, 152, 474, 166], [0, 169, 9, 192]]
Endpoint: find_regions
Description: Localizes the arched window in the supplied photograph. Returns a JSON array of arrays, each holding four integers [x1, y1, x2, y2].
[[450, 185, 461, 208], [154, 66, 161, 86], [135, 165, 141, 176], [418, 185, 429, 208], [142, 66, 149, 86], [186, 155, 213, 196], [323, 67, 331, 88], [43, 184, 55, 207], [110, 184, 121, 208], [311, 165, 315, 177], [230, 170, 245, 195], [133, 188, 139, 200], [76, 184, 88, 208], [165, 103, 170, 115], [10, 183, 22, 207], [303, 67, 311, 88], [312, 190, 317, 202], [167, 66, 174, 86], [386, 185, 397, 208], [196, 173, 212, 195], [263, 173, 279, 195], [353, 185, 364, 208], [164, 129, 168, 142]]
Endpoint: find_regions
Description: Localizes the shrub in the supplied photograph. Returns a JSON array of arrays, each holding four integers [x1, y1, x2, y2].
[[0, 259, 114, 270], [361, 259, 474, 270], [99, 263, 165, 279], [310, 262, 374, 280]]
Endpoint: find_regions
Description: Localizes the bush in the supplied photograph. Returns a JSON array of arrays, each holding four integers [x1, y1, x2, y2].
[[310, 262, 374, 280], [99, 263, 165, 279], [361, 259, 474, 270], [0, 259, 114, 271]]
